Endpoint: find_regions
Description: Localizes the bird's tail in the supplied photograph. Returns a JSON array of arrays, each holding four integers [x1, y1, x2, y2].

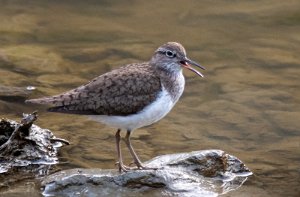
[[25, 96, 64, 106]]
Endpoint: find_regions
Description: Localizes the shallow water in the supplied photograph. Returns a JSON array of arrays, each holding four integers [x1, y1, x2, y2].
[[0, 0, 299, 196]]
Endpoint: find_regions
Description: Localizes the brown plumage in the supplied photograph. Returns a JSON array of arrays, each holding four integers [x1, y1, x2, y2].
[[26, 62, 162, 116]]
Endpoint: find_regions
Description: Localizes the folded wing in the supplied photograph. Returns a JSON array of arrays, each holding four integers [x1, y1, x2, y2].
[[26, 63, 162, 116]]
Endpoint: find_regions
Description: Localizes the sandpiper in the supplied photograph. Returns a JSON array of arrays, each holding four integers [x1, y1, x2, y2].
[[26, 42, 205, 172]]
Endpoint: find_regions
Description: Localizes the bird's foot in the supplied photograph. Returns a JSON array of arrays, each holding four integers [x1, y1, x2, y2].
[[115, 161, 158, 172], [129, 161, 158, 170], [115, 161, 133, 172]]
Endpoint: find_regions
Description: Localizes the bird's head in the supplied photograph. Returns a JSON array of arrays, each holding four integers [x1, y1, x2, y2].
[[150, 42, 205, 77]]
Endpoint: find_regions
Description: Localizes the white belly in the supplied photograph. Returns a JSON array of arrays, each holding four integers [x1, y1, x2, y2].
[[89, 87, 176, 131]]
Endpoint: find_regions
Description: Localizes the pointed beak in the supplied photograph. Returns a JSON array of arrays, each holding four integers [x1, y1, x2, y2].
[[180, 57, 205, 77]]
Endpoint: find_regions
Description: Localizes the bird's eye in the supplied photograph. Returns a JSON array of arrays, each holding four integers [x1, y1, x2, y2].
[[165, 50, 176, 58]]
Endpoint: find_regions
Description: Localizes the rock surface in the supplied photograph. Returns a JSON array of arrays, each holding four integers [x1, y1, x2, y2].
[[42, 150, 252, 197]]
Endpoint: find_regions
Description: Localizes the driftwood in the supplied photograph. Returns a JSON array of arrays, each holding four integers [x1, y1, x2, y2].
[[0, 112, 69, 174]]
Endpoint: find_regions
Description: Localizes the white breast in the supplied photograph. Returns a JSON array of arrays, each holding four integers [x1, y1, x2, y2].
[[89, 71, 185, 131], [89, 86, 176, 131]]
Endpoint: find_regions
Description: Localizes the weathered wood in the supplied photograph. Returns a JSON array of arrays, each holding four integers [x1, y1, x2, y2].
[[0, 112, 69, 174]]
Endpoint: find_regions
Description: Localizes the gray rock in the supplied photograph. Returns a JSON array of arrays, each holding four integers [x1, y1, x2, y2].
[[42, 150, 252, 197]]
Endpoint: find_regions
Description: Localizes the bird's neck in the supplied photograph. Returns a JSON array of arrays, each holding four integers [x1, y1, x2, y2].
[[155, 66, 185, 102]]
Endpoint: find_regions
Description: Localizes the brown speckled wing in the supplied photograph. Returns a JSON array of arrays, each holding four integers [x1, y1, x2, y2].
[[27, 63, 162, 116]]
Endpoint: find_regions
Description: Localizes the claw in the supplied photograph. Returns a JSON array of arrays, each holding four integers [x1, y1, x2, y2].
[[115, 161, 129, 172], [116, 161, 140, 172]]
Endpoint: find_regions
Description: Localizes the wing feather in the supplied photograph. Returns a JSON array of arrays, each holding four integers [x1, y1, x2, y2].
[[26, 63, 162, 116]]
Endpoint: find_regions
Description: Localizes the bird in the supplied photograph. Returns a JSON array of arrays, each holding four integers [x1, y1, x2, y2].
[[25, 42, 205, 172]]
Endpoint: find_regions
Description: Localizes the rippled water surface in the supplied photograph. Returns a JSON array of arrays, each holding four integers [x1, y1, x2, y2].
[[0, 0, 299, 196]]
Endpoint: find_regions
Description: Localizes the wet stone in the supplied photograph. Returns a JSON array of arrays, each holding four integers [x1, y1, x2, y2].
[[42, 150, 252, 197]]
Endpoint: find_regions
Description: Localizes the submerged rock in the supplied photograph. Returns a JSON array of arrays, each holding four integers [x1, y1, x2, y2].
[[0, 112, 69, 174], [42, 150, 252, 197]]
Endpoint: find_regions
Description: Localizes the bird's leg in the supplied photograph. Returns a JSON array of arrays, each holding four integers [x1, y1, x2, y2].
[[124, 130, 156, 170], [115, 129, 131, 172], [124, 130, 144, 168]]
